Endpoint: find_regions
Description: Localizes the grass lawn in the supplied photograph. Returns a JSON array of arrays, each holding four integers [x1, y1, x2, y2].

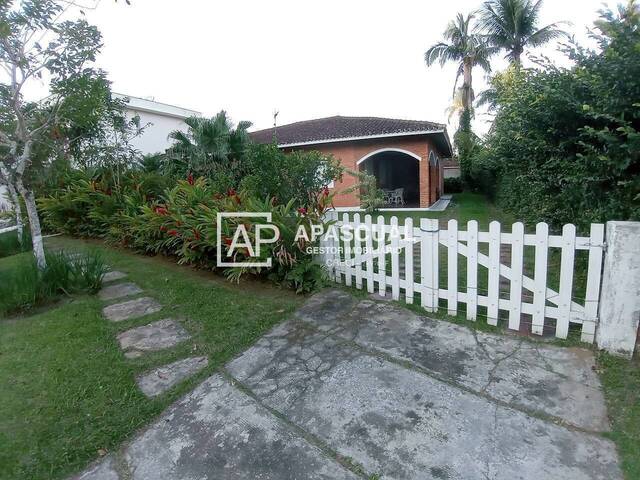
[[598, 353, 640, 480], [0, 236, 303, 480], [379, 192, 517, 230]]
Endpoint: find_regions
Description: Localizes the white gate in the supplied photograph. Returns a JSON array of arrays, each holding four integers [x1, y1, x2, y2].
[[321, 212, 606, 343]]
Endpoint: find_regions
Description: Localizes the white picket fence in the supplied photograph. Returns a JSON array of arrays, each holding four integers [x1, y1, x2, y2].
[[320, 212, 606, 343]]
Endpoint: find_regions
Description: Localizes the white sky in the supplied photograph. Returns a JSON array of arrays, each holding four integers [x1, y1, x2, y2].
[[32, 0, 619, 136]]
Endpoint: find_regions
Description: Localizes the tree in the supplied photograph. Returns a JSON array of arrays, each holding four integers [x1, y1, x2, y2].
[[479, 0, 567, 64], [425, 12, 495, 115], [166, 111, 252, 180], [0, 0, 102, 268]]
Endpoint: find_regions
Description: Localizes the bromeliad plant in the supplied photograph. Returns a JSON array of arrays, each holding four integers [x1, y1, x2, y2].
[[100, 176, 334, 292]]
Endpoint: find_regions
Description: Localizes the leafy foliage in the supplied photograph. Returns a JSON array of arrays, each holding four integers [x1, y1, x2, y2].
[[479, 0, 567, 64], [468, 3, 640, 228], [239, 143, 343, 209], [0, 249, 108, 316], [165, 111, 252, 182], [40, 172, 335, 293]]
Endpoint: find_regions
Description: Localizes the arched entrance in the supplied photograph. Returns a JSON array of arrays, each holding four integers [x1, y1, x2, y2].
[[357, 149, 420, 207], [429, 151, 440, 205]]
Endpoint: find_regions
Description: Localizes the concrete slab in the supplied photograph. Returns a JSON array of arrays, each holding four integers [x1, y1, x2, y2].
[[117, 319, 191, 355], [227, 321, 622, 480], [299, 291, 609, 432], [123, 374, 358, 480], [103, 271, 127, 283], [99, 282, 143, 301], [72, 455, 119, 480], [103, 297, 162, 322], [137, 357, 209, 397]]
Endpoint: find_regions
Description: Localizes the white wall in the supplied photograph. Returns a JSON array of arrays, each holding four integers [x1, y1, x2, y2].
[[114, 94, 200, 156], [128, 109, 192, 155]]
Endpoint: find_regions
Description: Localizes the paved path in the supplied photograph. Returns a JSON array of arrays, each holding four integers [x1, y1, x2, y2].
[[74, 289, 621, 480]]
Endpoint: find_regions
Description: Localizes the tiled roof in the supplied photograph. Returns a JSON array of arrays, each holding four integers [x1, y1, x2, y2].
[[250, 115, 449, 151]]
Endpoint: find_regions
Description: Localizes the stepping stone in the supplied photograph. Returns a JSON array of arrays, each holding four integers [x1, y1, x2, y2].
[[136, 356, 208, 397], [103, 270, 127, 283], [117, 318, 191, 357], [103, 297, 162, 322], [99, 282, 143, 301]]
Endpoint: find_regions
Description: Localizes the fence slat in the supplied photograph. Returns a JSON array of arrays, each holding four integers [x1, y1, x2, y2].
[[431, 218, 440, 311], [466, 220, 478, 321], [353, 213, 363, 289], [447, 219, 458, 316], [364, 214, 375, 293], [581, 223, 605, 343], [404, 217, 414, 304], [390, 216, 400, 300], [420, 218, 433, 311], [532, 222, 549, 335], [508, 222, 524, 331], [487, 221, 501, 325], [329, 211, 341, 282], [342, 213, 352, 287], [557, 224, 577, 338], [377, 215, 387, 296]]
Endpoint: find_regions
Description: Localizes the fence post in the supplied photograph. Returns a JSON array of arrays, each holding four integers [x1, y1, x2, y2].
[[596, 221, 640, 358]]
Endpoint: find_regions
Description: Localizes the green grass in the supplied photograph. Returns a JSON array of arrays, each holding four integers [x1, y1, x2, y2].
[[0, 236, 303, 480], [0, 249, 107, 316], [598, 353, 640, 480], [379, 192, 517, 229], [0, 230, 31, 258]]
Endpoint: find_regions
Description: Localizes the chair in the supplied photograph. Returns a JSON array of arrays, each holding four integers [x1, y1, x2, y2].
[[391, 188, 405, 206]]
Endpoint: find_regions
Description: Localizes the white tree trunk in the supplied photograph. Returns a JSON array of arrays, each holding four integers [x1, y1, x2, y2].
[[6, 181, 23, 243], [16, 178, 46, 269]]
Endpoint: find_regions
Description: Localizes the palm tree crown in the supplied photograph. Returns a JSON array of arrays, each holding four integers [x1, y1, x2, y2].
[[480, 0, 567, 64], [167, 111, 252, 177], [425, 13, 496, 114]]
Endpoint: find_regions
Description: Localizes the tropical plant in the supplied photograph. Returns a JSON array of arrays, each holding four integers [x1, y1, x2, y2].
[[239, 143, 343, 209], [0, 0, 103, 269], [425, 12, 496, 114], [0, 249, 107, 316], [467, 1, 640, 228], [165, 111, 252, 181], [479, 0, 567, 64]]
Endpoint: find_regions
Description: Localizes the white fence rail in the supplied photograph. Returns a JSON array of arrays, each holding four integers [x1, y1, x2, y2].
[[321, 212, 606, 343]]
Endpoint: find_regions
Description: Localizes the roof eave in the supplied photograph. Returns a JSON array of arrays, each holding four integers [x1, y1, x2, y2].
[[276, 129, 447, 149]]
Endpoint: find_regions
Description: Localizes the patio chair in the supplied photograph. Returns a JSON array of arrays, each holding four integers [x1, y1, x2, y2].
[[391, 188, 405, 206]]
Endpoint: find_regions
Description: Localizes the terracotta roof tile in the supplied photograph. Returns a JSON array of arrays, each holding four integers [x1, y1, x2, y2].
[[250, 115, 447, 148]]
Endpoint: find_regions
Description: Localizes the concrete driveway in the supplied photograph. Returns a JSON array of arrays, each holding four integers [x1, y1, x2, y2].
[[76, 290, 621, 480]]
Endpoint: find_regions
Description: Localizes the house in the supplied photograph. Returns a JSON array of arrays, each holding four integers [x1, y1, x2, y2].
[[250, 116, 452, 209], [442, 158, 461, 178], [114, 94, 200, 155]]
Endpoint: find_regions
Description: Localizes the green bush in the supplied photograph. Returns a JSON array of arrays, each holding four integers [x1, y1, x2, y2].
[[0, 249, 108, 316], [444, 177, 463, 194], [468, 5, 640, 229], [40, 175, 335, 293]]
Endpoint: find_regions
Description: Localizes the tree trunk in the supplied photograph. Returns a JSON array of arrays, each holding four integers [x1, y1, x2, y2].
[[462, 58, 473, 114], [16, 178, 46, 269], [6, 181, 23, 243]]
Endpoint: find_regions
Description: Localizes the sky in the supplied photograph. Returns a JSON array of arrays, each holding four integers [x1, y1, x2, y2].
[[31, 0, 620, 136]]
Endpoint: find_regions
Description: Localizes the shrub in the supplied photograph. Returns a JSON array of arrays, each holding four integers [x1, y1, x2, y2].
[[0, 249, 108, 316], [468, 5, 640, 228], [239, 144, 343, 208], [444, 177, 463, 193]]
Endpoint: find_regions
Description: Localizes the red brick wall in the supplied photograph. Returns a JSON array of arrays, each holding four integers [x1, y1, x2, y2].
[[289, 136, 440, 208]]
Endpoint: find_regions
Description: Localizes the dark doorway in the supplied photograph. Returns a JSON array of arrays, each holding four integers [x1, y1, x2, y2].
[[359, 150, 420, 207]]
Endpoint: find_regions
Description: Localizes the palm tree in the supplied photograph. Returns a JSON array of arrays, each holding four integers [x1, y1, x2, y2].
[[167, 111, 252, 177], [425, 13, 495, 115], [479, 0, 567, 64]]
